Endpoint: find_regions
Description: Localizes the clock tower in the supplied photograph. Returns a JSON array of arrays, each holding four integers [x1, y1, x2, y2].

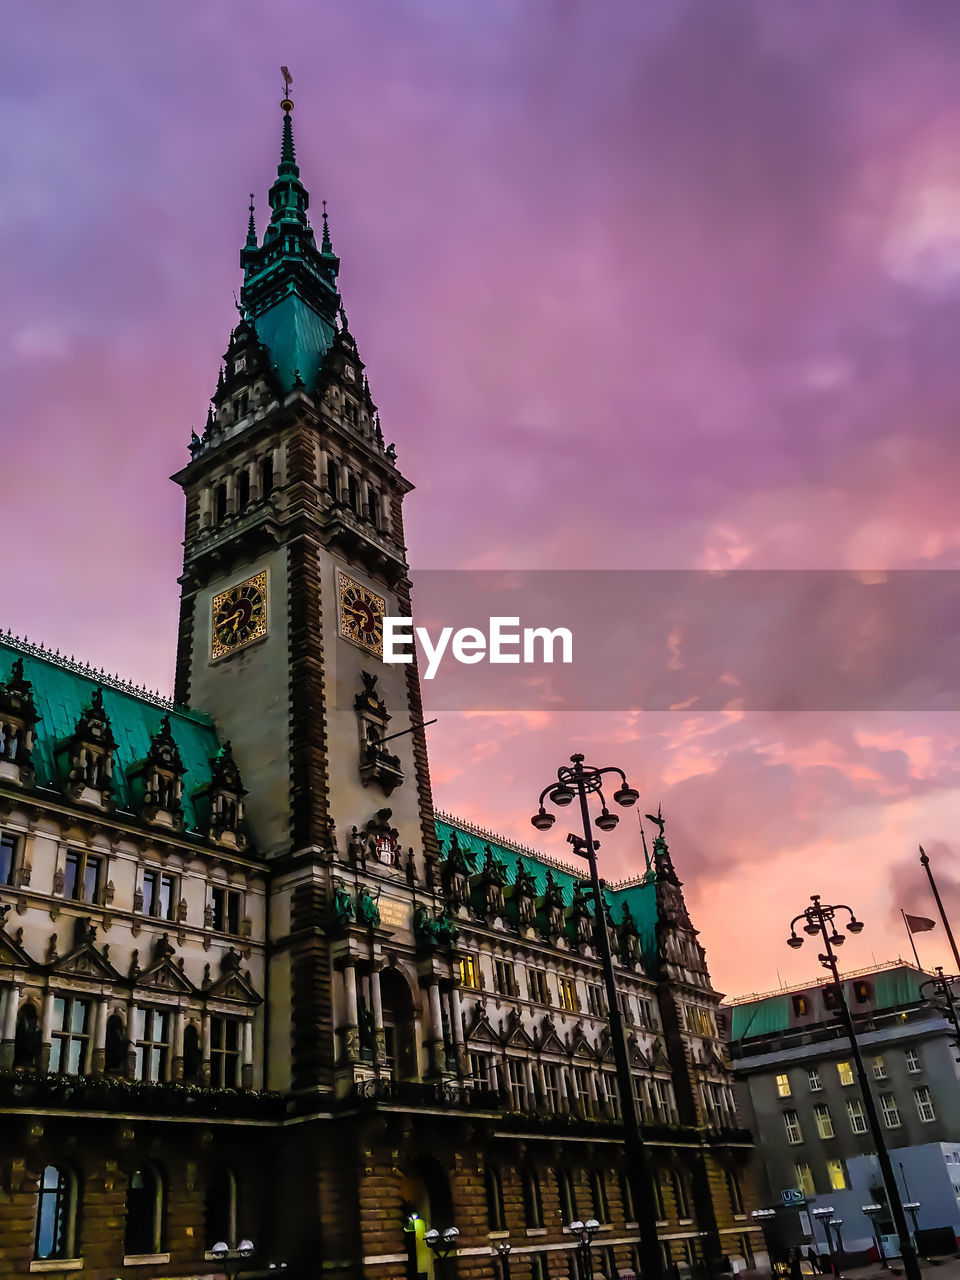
[[171, 87, 437, 1091]]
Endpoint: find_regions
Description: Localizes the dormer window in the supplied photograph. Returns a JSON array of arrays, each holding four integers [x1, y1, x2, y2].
[[196, 741, 248, 849], [132, 715, 185, 828], [59, 687, 116, 806], [234, 356, 246, 374], [0, 657, 40, 785]]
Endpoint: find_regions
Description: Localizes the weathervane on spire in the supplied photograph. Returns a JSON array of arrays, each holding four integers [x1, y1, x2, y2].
[[280, 65, 294, 112]]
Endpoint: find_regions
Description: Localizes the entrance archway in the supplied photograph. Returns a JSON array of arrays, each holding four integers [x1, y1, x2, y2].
[[380, 967, 420, 1081], [399, 1155, 457, 1280]]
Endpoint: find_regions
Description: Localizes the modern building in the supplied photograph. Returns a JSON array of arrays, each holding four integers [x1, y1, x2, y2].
[[0, 87, 762, 1280], [725, 962, 960, 1260]]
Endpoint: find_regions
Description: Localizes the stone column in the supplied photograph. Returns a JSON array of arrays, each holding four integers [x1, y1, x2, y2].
[[172, 1008, 185, 1082], [0, 984, 20, 1071], [272, 443, 285, 488], [201, 1009, 212, 1086], [342, 961, 360, 1064], [91, 997, 108, 1075], [125, 995, 139, 1079], [558, 1064, 570, 1115], [524, 1057, 538, 1109], [199, 487, 213, 529], [360, 479, 370, 521], [339, 463, 351, 510], [426, 978, 446, 1076], [370, 966, 386, 1067], [380, 493, 391, 534], [39, 988, 55, 1073], [225, 472, 237, 517], [242, 1017, 254, 1090], [587, 1066, 600, 1118]]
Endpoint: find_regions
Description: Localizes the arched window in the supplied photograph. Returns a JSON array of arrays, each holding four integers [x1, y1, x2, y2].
[[237, 468, 250, 511], [183, 1023, 202, 1084], [260, 456, 274, 499], [14, 1002, 41, 1069], [125, 1165, 165, 1256], [347, 473, 359, 513], [215, 484, 228, 524], [671, 1170, 690, 1220], [523, 1168, 544, 1228], [34, 1166, 76, 1261], [205, 1167, 237, 1251], [326, 458, 339, 499], [619, 1170, 636, 1224], [531, 1255, 548, 1280], [104, 1013, 126, 1074], [557, 1168, 578, 1225], [653, 1172, 667, 1221], [485, 1165, 505, 1232], [727, 1168, 744, 1215], [590, 1170, 609, 1223]]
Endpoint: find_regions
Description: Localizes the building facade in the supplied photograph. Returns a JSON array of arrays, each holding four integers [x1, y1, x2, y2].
[[0, 88, 762, 1280], [726, 962, 960, 1260]]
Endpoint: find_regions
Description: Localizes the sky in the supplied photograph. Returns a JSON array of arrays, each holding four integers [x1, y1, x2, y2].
[[6, 0, 960, 995]]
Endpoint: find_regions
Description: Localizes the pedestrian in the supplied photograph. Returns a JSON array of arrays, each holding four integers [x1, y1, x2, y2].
[[790, 1249, 803, 1280]]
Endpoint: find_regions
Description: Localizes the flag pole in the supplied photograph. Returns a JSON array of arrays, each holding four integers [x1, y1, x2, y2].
[[920, 845, 960, 973], [901, 909, 924, 972]]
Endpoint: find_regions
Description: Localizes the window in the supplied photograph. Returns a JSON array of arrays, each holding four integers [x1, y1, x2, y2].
[[586, 984, 606, 1017], [776, 1073, 792, 1098], [0, 832, 16, 885], [205, 1168, 237, 1252], [574, 1067, 595, 1117], [468, 1052, 491, 1087], [531, 1254, 548, 1280], [846, 1100, 867, 1134], [814, 1104, 834, 1139], [558, 976, 578, 1012], [727, 1169, 745, 1215], [63, 850, 104, 904], [836, 1060, 854, 1086], [880, 1093, 901, 1128], [210, 885, 242, 934], [34, 1166, 74, 1261], [14, 1003, 41, 1069], [183, 1023, 202, 1084], [620, 1170, 636, 1223], [142, 869, 178, 920], [485, 1166, 505, 1231], [905, 1048, 921, 1073], [523, 1169, 544, 1228], [914, 1086, 936, 1122], [237, 466, 250, 509], [132, 1008, 171, 1082], [507, 1058, 527, 1109], [853, 980, 872, 1003], [210, 1016, 242, 1088], [558, 1168, 579, 1223], [872, 1055, 887, 1080], [260, 455, 274, 499], [671, 1171, 691, 1219], [494, 959, 516, 997], [687, 1006, 715, 1036], [542, 1064, 560, 1112], [807, 1068, 822, 1092], [784, 1110, 803, 1144], [457, 954, 479, 989], [793, 994, 809, 1016], [591, 1170, 609, 1222], [215, 483, 227, 523], [826, 1159, 847, 1191], [125, 1166, 164, 1256], [603, 1071, 621, 1120], [50, 997, 91, 1074], [795, 1162, 816, 1198], [528, 968, 549, 1005]]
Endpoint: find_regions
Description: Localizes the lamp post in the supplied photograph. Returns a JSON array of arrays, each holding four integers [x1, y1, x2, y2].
[[495, 1239, 513, 1280], [810, 1207, 838, 1278], [919, 967, 960, 1049], [569, 1218, 600, 1280], [425, 1225, 460, 1280], [862, 1204, 888, 1270], [828, 1221, 844, 1256], [532, 755, 663, 1280], [786, 898, 921, 1280], [210, 1240, 287, 1280]]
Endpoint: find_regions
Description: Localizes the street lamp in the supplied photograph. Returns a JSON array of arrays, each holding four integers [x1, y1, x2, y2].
[[533, 755, 662, 1280], [568, 1218, 600, 1280], [862, 1205, 888, 1270], [811, 1206, 839, 1277], [786, 898, 921, 1280], [494, 1239, 513, 1280], [919, 968, 960, 1049], [425, 1225, 460, 1280], [828, 1220, 844, 1255], [210, 1240, 287, 1280]]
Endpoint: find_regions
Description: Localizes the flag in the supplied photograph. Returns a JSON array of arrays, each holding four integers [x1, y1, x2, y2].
[[904, 913, 936, 934]]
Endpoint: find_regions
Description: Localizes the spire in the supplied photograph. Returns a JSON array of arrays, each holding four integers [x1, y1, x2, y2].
[[321, 199, 333, 255], [245, 193, 257, 248], [280, 106, 298, 174]]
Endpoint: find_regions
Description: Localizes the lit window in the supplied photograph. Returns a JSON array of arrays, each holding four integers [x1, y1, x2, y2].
[[872, 1056, 887, 1080], [826, 1159, 847, 1190], [558, 977, 578, 1013], [776, 1073, 792, 1098], [795, 1162, 816, 1197], [34, 1166, 75, 1261], [49, 997, 91, 1075], [814, 1104, 834, 1139], [807, 1068, 822, 1092], [837, 1061, 854, 1086], [783, 1110, 803, 1144], [846, 1100, 867, 1134], [905, 1048, 921, 1074], [880, 1094, 901, 1128], [914, 1086, 936, 1123], [457, 954, 479, 989]]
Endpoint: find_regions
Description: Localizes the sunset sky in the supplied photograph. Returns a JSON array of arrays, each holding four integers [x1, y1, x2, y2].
[[6, 1, 960, 995]]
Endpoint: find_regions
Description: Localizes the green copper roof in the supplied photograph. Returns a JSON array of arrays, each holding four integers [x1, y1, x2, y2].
[[253, 293, 336, 394], [434, 816, 659, 967], [0, 640, 221, 833]]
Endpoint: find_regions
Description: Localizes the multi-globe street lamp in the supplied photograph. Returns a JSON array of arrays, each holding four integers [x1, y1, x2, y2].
[[919, 967, 960, 1048], [532, 755, 664, 1280], [787, 898, 921, 1280], [810, 1206, 839, 1277], [568, 1218, 600, 1280], [425, 1225, 460, 1280], [494, 1238, 513, 1280], [862, 1204, 888, 1270], [210, 1239, 287, 1280]]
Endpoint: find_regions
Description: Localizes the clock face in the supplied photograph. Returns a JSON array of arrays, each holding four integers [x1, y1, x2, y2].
[[338, 572, 386, 657], [211, 572, 268, 660]]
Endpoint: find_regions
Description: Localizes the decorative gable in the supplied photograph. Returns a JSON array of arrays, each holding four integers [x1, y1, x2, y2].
[[0, 657, 40, 785], [194, 741, 248, 849], [57, 686, 116, 806], [128, 714, 186, 828], [355, 672, 404, 795]]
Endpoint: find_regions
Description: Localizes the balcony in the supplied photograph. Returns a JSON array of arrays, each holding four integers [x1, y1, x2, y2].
[[0, 1072, 287, 1119], [349, 1078, 500, 1110]]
